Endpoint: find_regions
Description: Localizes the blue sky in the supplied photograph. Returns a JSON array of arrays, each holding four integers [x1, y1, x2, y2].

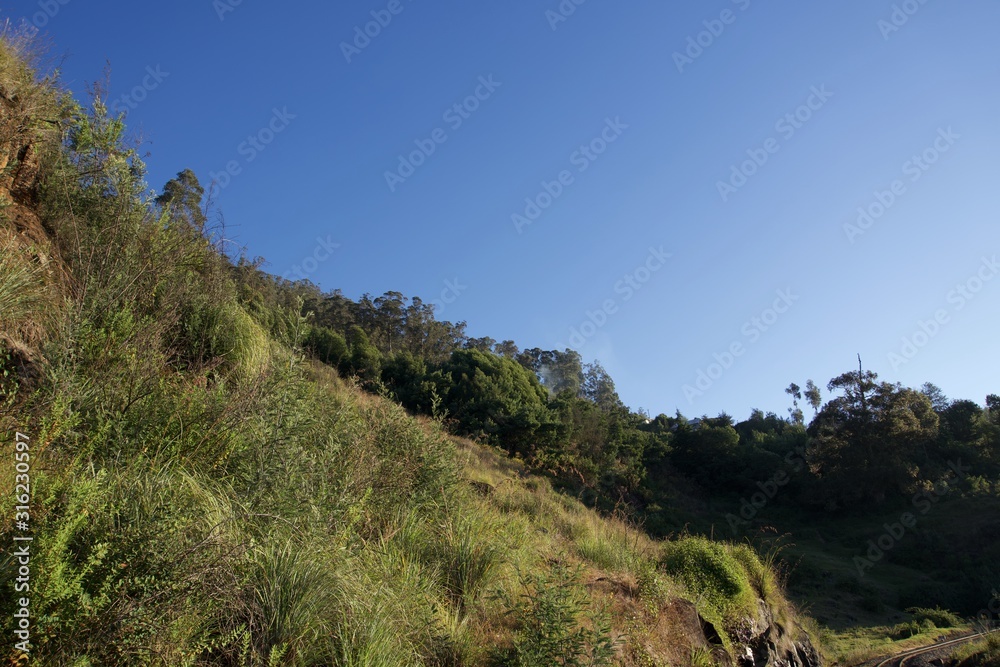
[[6, 0, 999, 419]]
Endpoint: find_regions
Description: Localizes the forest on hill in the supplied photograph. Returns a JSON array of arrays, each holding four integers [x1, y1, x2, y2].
[[279, 260, 1000, 618]]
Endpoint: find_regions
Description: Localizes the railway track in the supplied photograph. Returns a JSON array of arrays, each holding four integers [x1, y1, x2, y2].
[[872, 629, 999, 667]]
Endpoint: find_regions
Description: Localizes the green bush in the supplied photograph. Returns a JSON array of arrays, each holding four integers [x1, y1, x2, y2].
[[657, 537, 787, 650], [304, 325, 348, 367], [497, 561, 618, 667], [906, 606, 964, 629], [6, 464, 238, 664], [888, 620, 923, 640], [660, 537, 758, 628]]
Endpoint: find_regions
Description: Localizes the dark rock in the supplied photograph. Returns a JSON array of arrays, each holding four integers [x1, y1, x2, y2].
[[469, 480, 494, 496]]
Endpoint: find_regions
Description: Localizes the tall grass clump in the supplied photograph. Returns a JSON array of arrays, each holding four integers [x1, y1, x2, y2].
[[953, 633, 1000, 667], [236, 539, 339, 665], [905, 606, 964, 629], [570, 509, 654, 579], [729, 544, 781, 607], [0, 233, 55, 349], [396, 499, 513, 615]]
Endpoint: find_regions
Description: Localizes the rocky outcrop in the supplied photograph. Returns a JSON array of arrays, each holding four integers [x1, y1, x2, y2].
[[681, 596, 823, 667], [740, 620, 822, 667], [637, 598, 736, 666], [0, 68, 69, 384], [719, 599, 821, 667], [634, 595, 822, 667]]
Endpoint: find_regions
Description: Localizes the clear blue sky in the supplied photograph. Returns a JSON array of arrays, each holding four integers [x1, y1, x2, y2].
[[7, 0, 999, 420]]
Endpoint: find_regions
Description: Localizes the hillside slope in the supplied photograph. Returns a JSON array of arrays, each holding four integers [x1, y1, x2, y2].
[[0, 35, 822, 667]]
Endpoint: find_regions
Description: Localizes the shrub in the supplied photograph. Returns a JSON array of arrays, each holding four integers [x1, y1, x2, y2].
[[660, 537, 757, 628], [888, 620, 923, 640], [497, 561, 618, 667], [7, 464, 239, 664], [906, 606, 964, 629], [304, 325, 347, 367]]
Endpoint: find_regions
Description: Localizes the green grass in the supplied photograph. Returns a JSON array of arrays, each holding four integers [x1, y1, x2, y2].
[[952, 633, 1000, 667], [815, 617, 969, 666], [0, 233, 58, 351]]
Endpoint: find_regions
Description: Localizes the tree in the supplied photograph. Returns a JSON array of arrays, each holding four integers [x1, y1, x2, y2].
[[987, 394, 1000, 424], [804, 380, 822, 416], [920, 382, 950, 412], [671, 419, 741, 486], [582, 362, 623, 412], [441, 349, 550, 456], [344, 325, 382, 388], [464, 336, 497, 352], [977, 399, 1000, 466], [401, 296, 436, 357], [516, 348, 584, 397], [372, 291, 407, 353], [942, 399, 983, 444], [785, 383, 803, 425], [808, 369, 938, 507], [314, 289, 356, 333], [381, 351, 449, 416], [304, 326, 347, 368], [495, 340, 519, 359], [156, 169, 207, 232]]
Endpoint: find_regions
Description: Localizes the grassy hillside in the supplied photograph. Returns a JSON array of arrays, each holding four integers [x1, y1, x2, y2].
[[0, 35, 817, 666]]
